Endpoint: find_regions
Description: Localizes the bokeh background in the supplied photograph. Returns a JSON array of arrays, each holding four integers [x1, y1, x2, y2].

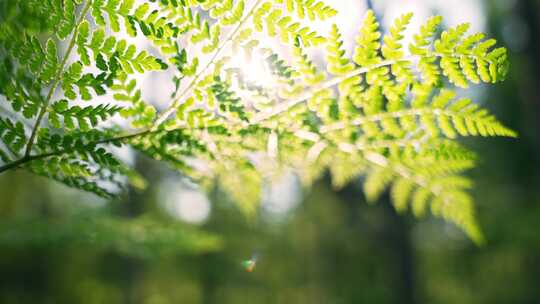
[[1, 0, 539, 303]]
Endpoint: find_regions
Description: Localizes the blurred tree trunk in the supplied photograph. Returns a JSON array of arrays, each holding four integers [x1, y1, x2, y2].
[[200, 252, 219, 304], [515, 0, 540, 147], [117, 156, 155, 304], [337, 180, 416, 304], [489, 0, 540, 180], [504, 1, 540, 301]]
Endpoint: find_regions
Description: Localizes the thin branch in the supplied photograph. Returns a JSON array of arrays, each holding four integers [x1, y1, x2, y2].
[[23, 0, 93, 157], [320, 107, 515, 136], [248, 58, 411, 124], [0, 156, 31, 174], [0, 129, 152, 174]]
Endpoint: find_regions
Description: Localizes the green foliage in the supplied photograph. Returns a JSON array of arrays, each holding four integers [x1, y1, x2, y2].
[[0, 117, 26, 158], [49, 100, 122, 131], [272, 0, 337, 21], [0, 209, 222, 258], [0, 1, 515, 243], [76, 21, 166, 73], [253, 1, 327, 46]]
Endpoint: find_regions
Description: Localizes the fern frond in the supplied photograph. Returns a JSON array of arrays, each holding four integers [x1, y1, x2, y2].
[[27, 155, 114, 198], [326, 24, 355, 76], [209, 76, 249, 122], [112, 73, 157, 128], [76, 22, 166, 73], [0, 116, 27, 156], [0, 3, 516, 243], [292, 38, 325, 85], [409, 15, 443, 86], [382, 12, 414, 83], [409, 18, 509, 88], [217, 158, 263, 217], [0, 65, 43, 118], [353, 10, 382, 67], [48, 100, 122, 131], [319, 88, 516, 139], [91, 0, 136, 33], [253, 2, 326, 46], [272, 0, 337, 21], [363, 149, 483, 244]]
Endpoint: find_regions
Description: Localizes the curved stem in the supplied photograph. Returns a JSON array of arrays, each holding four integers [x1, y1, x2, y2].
[[0, 129, 152, 174], [248, 48, 504, 126], [249, 58, 411, 124], [319, 107, 515, 136], [24, 0, 93, 157], [0, 156, 31, 174]]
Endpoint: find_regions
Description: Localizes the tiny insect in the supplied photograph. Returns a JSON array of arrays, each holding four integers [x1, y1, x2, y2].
[[241, 253, 258, 273]]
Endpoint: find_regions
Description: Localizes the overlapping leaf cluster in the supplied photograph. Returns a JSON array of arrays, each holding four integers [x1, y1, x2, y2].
[[0, 0, 514, 242]]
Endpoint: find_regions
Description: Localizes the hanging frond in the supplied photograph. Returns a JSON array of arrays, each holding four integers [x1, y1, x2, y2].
[[0, 2, 515, 243]]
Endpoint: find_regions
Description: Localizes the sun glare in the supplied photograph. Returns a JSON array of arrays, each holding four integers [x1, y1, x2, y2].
[[230, 51, 276, 89]]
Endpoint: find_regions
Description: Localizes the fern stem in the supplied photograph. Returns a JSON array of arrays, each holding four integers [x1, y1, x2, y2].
[[151, 0, 264, 129], [320, 107, 513, 135], [0, 156, 30, 174], [340, 136, 429, 153], [92, 130, 152, 145], [362, 150, 484, 245], [249, 47, 504, 125], [0, 129, 151, 174], [320, 108, 456, 133], [23, 0, 93, 157], [249, 57, 412, 124], [298, 129, 428, 161]]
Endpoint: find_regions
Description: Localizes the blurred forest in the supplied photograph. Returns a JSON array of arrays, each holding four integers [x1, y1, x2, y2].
[[1, 0, 540, 303]]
